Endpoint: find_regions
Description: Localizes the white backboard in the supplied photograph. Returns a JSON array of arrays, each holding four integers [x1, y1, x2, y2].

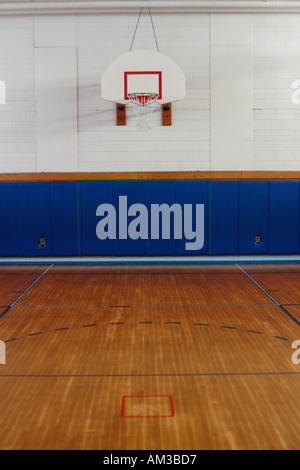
[[101, 50, 185, 105]]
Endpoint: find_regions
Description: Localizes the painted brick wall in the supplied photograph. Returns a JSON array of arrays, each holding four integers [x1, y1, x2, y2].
[[0, 11, 300, 172], [253, 14, 300, 170], [0, 16, 36, 172]]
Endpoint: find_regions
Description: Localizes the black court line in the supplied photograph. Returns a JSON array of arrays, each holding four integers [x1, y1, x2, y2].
[[42, 271, 300, 276], [0, 265, 53, 320], [11, 303, 273, 309], [278, 305, 300, 326], [42, 272, 243, 276], [0, 371, 299, 378], [2, 321, 291, 345], [3, 270, 300, 276], [236, 264, 300, 327]]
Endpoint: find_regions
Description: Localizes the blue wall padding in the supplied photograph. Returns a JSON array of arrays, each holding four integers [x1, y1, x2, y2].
[[238, 181, 269, 254], [144, 181, 176, 255], [2, 180, 300, 257], [0, 183, 20, 256], [211, 181, 238, 255], [113, 181, 145, 255], [269, 181, 299, 254], [51, 182, 80, 256], [82, 181, 114, 256], [19, 182, 51, 257], [175, 180, 207, 255]]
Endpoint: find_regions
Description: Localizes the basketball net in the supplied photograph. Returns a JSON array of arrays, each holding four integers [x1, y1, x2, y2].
[[128, 93, 159, 131]]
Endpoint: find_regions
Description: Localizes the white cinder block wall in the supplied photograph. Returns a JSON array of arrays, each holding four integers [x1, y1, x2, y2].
[[0, 9, 300, 173], [253, 14, 300, 171], [0, 16, 35, 173]]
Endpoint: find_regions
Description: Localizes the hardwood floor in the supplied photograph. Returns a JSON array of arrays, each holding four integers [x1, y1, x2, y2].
[[0, 264, 300, 449]]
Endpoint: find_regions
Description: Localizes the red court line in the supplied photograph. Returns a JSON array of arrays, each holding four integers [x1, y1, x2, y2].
[[124, 71, 162, 100]]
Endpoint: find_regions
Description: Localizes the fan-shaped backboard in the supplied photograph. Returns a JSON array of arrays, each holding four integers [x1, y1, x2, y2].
[[101, 50, 185, 105]]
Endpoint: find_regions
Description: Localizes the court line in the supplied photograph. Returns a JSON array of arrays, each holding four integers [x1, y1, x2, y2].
[[11, 303, 273, 309], [0, 264, 53, 319], [43, 272, 243, 276], [0, 272, 242, 276], [236, 264, 300, 327], [0, 371, 299, 378], [2, 271, 300, 276], [3, 320, 291, 344]]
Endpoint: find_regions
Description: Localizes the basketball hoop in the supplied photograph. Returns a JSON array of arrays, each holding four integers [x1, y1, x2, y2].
[[128, 92, 159, 131]]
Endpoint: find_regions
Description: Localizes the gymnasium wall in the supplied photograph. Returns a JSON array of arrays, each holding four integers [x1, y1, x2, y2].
[[0, 10, 300, 172], [1, 179, 300, 257]]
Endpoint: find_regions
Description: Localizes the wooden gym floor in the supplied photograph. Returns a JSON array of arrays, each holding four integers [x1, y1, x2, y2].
[[0, 263, 300, 450]]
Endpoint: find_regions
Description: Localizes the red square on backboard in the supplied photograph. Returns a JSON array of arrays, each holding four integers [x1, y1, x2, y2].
[[120, 395, 174, 418], [124, 72, 163, 100]]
